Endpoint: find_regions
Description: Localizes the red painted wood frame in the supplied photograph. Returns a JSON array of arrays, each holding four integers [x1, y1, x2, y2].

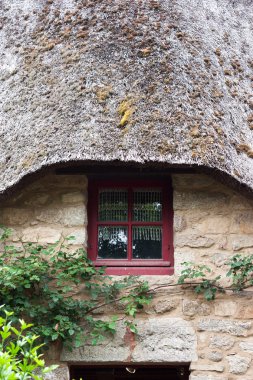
[[87, 179, 174, 275]]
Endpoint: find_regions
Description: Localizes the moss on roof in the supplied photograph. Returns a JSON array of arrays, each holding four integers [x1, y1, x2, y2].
[[1, 0, 253, 194]]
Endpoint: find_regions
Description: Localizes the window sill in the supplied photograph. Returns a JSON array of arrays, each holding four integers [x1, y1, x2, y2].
[[95, 266, 174, 275]]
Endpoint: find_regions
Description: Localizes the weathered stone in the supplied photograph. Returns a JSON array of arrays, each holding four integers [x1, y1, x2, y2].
[[24, 193, 49, 206], [63, 317, 196, 363], [173, 191, 229, 211], [61, 320, 130, 362], [190, 375, 227, 380], [210, 335, 235, 350], [231, 212, 253, 234], [61, 192, 85, 204], [182, 300, 211, 317], [174, 251, 195, 274], [198, 319, 251, 336], [194, 216, 230, 234], [236, 305, 253, 319], [0, 208, 33, 225], [44, 366, 69, 380], [227, 354, 251, 374], [190, 363, 224, 372], [211, 252, 230, 267], [22, 227, 61, 243], [36, 207, 86, 226], [172, 174, 217, 191], [231, 235, 253, 251], [131, 317, 197, 362], [174, 214, 187, 232], [37, 175, 87, 189], [239, 340, 253, 353], [175, 234, 215, 248], [66, 229, 87, 245], [207, 351, 223, 362], [154, 299, 179, 314], [214, 301, 237, 317]]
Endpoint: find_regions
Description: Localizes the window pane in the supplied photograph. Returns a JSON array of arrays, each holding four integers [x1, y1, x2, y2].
[[132, 226, 162, 259], [99, 189, 128, 221], [98, 226, 128, 259], [133, 189, 162, 221]]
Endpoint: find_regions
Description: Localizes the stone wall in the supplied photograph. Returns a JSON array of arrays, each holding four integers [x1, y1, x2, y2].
[[1, 173, 253, 380]]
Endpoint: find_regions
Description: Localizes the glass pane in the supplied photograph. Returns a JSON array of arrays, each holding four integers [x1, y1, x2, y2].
[[99, 189, 128, 221], [132, 226, 162, 259], [98, 226, 128, 259], [133, 189, 162, 221]]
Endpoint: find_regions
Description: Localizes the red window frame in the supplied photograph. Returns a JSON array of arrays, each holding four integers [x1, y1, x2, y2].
[[87, 179, 174, 275]]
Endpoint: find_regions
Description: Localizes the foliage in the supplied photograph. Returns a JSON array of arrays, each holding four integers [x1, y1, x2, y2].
[[0, 307, 57, 380], [178, 254, 253, 301], [226, 254, 253, 290], [178, 262, 221, 300], [0, 227, 152, 350]]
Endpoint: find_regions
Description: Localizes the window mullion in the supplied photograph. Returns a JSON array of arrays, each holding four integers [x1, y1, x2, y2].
[[128, 187, 133, 261]]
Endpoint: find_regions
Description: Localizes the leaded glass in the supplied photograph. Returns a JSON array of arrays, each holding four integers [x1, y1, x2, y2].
[[132, 226, 162, 259], [133, 189, 162, 222], [99, 189, 128, 221], [98, 226, 128, 259]]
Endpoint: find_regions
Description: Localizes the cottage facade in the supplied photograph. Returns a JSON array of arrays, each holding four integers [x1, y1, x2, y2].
[[1, 0, 253, 379]]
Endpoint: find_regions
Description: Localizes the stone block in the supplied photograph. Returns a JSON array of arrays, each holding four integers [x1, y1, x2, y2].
[[61, 192, 86, 204], [175, 234, 215, 248], [61, 320, 130, 362], [44, 366, 69, 380], [173, 191, 229, 211], [214, 301, 237, 317], [190, 363, 224, 372], [36, 207, 87, 226], [190, 375, 227, 380], [207, 351, 223, 362], [239, 340, 253, 353], [66, 228, 87, 245], [194, 216, 230, 234], [236, 305, 253, 319], [174, 251, 195, 274], [174, 214, 187, 232], [131, 317, 197, 362], [182, 300, 211, 317], [198, 319, 251, 336], [227, 354, 251, 374], [154, 299, 179, 314], [0, 208, 33, 225], [22, 227, 61, 243], [210, 335, 235, 350], [231, 235, 253, 251], [24, 193, 50, 206], [230, 212, 253, 234], [211, 252, 230, 267], [61, 317, 197, 363], [172, 174, 218, 191]]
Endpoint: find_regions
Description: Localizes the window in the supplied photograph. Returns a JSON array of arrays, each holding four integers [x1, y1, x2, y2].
[[88, 179, 173, 275]]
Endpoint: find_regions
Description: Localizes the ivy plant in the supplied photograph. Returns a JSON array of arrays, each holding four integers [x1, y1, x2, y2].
[[0, 227, 152, 350]]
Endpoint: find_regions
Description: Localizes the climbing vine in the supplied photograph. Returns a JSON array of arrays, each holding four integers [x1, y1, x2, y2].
[[0, 227, 151, 350], [1, 225, 253, 352]]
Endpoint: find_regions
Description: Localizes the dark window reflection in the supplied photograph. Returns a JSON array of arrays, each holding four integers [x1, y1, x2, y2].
[[99, 189, 128, 221], [133, 190, 162, 222], [98, 226, 128, 259], [132, 226, 162, 259]]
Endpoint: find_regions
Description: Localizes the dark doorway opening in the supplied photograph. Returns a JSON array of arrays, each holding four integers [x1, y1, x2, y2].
[[70, 365, 190, 380]]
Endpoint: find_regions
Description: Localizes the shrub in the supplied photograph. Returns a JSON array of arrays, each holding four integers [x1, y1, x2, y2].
[[0, 307, 57, 380]]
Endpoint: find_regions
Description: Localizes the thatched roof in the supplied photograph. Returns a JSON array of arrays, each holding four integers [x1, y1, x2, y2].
[[1, 0, 253, 196]]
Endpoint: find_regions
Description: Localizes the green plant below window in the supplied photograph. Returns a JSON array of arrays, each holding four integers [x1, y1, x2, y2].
[[0, 227, 151, 350]]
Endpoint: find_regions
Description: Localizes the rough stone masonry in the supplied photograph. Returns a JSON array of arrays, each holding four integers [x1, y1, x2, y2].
[[1, 173, 253, 379]]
